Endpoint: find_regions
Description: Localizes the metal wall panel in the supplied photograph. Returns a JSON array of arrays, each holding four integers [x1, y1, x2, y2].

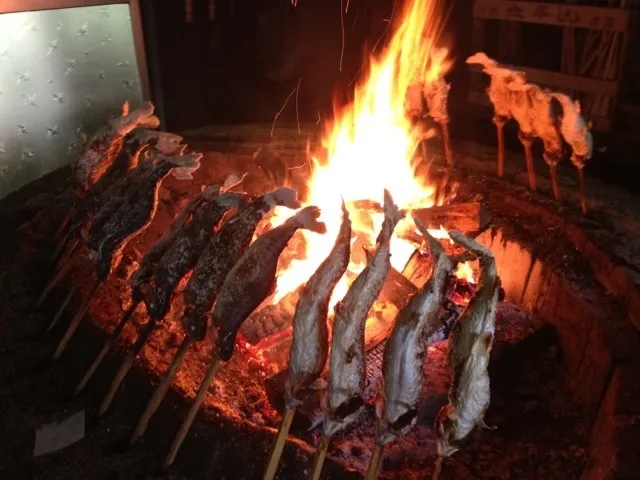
[[0, 3, 142, 199]]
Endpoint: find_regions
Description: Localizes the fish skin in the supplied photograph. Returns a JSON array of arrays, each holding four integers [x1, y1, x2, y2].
[[435, 230, 500, 458], [182, 187, 300, 341], [323, 190, 404, 438], [214, 206, 326, 361], [93, 153, 202, 281], [144, 191, 248, 321], [375, 218, 456, 446], [285, 202, 351, 410]]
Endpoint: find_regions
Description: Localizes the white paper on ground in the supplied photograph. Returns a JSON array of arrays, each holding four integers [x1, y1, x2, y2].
[[33, 410, 85, 457]]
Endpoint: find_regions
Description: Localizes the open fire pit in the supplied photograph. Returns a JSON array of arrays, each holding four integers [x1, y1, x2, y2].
[[1, 1, 640, 479]]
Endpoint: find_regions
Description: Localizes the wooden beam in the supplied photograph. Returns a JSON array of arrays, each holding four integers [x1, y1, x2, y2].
[[473, 0, 630, 33], [467, 90, 612, 132], [468, 64, 618, 95]]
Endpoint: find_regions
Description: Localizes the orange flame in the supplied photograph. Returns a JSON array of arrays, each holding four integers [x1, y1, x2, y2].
[[270, 0, 452, 306]]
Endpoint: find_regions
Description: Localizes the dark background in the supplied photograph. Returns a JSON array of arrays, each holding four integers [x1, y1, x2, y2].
[[138, 0, 640, 192]]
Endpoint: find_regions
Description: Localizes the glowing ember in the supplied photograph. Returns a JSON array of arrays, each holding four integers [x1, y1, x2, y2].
[[269, 0, 453, 306]]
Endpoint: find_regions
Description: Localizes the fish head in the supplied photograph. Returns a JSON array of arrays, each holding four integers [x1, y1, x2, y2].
[[434, 404, 460, 457], [466, 52, 492, 68]]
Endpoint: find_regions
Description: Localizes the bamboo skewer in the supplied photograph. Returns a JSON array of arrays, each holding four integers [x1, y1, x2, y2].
[[519, 134, 536, 191], [432, 456, 443, 480], [53, 279, 101, 359], [51, 231, 72, 263], [262, 407, 297, 480], [440, 121, 453, 168], [36, 247, 84, 308], [549, 163, 561, 201], [364, 444, 384, 480], [309, 435, 332, 480], [98, 317, 158, 416], [164, 355, 223, 468], [46, 285, 77, 332], [56, 237, 79, 272], [54, 208, 72, 241], [74, 300, 140, 396], [576, 166, 587, 215], [130, 335, 194, 444], [494, 117, 506, 178]]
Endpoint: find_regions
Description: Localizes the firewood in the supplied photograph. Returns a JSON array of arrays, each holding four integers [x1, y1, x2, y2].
[[412, 202, 491, 236]]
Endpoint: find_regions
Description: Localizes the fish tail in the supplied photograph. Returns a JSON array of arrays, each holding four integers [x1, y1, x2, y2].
[[265, 186, 300, 209], [412, 216, 445, 258], [170, 152, 202, 180], [291, 206, 326, 234], [382, 189, 405, 233]]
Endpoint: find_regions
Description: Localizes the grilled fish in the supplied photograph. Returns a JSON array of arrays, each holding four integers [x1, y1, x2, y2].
[[182, 187, 300, 341], [323, 190, 404, 437], [214, 205, 327, 361], [144, 188, 248, 321], [92, 153, 202, 281], [285, 202, 351, 410], [434, 230, 500, 457], [374, 218, 462, 446]]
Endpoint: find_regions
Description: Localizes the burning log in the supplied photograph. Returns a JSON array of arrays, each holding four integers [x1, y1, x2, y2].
[[412, 201, 491, 237], [310, 191, 403, 480], [129, 187, 301, 443], [53, 153, 202, 360], [263, 203, 351, 480], [551, 93, 593, 214], [433, 230, 500, 479], [466, 52, 526, 179], [365, 219, 472, 479], [164, 206, 327, 468]]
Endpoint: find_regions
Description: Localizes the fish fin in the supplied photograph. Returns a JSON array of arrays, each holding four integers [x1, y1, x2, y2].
[[472, 332, 494, 356], [383, 189, 404, 227], [222, 172, 247, 191], [362, 245, 375, 265], [479, 418, 497, 430], [412, 216, 445, 258], [264, 186, 300, 209], [170, 153, 202, 180], [291, 206, 326, 234]]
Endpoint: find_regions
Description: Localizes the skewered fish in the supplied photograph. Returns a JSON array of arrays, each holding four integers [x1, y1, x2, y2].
[[264, 202, 351, 480], [506, 76, 537, 191], [182, 186, 300, 341], [164, 204, 327, 468], [127, 187, 301, 440], [91, 153, 202, 282], [73, 101, 159, 195], [466, 52, 526, 178], [550, 92, 593, 214], [285, 201, 351, 410], [323, 190, 404, 437], [374, 218, 464, 448], [53, 153, 201, 360], [434, 230, 500, 460], [214, 205, 328, 361]]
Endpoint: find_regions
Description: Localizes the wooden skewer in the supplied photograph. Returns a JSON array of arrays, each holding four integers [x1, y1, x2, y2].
[[309, 435, 332, 480], [53, 279, 101, 359], [522, 138, 537, 191], [164, 355, 223, 468], [130, 335, 194, 444], [55, 237, 79, 272], [432, 456, 443, 480], [576, 166, 587, 214], [51, 230, 72, 263], [263, 407, 297, 480], [46, 285, 78, 333], [54, 206, 73, 241], [495, 119, 506, 178], [36, 247, 84, 308], [440, 121, 453, 167], [364, 444, 384, 480], [549, 163, 561, 201], [74, 300, 140, 396], [98, 317, 158, 417]]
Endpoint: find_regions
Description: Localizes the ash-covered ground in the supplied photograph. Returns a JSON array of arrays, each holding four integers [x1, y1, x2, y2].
[[0, 135, 592, 479]]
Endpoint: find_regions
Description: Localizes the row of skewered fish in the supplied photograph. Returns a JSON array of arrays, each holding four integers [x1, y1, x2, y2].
[[39, 102, 500, 478], [467, 52, 593, 214]]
